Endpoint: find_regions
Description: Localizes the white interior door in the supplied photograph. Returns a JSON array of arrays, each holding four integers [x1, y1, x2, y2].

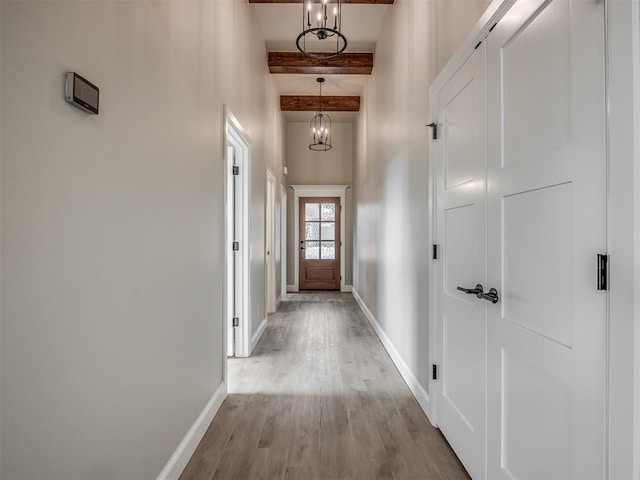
[[485, 0, 607, 477], [435, 44, 487, 479]]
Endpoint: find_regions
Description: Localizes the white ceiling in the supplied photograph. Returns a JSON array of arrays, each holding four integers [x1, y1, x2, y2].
[[275, 74, 366, 96], [282, 111, 359, 122], [252, 3, 389, 99]]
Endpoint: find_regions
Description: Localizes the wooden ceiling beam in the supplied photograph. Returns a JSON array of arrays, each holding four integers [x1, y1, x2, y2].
[[280, 95, 361, 112], [250, 0, 393, 4], [268, 52, 373, 75]]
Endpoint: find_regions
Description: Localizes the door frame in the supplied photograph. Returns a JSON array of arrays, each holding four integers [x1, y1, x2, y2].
[[280, 185, 288, 304], [289, 185, 349, 292], [224, 106, 251, 359], [427, 0, 640, 477], [265, 168, 277, 314]]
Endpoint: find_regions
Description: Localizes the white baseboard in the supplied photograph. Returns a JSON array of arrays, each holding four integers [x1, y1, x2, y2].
[[157, 382, 227, 480], [287, 284, 298, 293], [341, 285, 353, 292], [251, 317, 267, 352], [351, 289, 435, 425]]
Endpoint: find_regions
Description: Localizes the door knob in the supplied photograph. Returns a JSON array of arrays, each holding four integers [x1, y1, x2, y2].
[[457, 284, 484, 296]]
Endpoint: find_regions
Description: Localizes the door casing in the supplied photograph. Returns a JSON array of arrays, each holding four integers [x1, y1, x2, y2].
[[224, 106, 251, 359], [265, 168, 277, 313]]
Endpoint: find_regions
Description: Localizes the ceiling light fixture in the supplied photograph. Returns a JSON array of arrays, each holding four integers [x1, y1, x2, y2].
[[297, 0, 347, 59], [309, 78, 332, 151]]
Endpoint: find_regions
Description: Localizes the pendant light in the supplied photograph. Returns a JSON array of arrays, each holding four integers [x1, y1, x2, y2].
[[309, 78, 332, 151], [297, 0, 347, 59]]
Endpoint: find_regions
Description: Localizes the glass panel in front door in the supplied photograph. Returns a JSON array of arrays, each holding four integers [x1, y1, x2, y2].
[[303, 201, 337, 260]]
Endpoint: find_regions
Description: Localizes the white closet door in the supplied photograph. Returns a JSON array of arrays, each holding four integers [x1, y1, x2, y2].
[[485, 0, 607, 478], [434, 44, 487, 479]]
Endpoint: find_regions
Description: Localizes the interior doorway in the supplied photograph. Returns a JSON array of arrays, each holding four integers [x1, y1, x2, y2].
[[266, 169, 277, 313], [280, 185, 287, 302], [224, 107, 250, 358], [431, 0, 608, 476]]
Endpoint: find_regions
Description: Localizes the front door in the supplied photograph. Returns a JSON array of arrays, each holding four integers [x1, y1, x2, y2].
[[299, 197, 340, 290]]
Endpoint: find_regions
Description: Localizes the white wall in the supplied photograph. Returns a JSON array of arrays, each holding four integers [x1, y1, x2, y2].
[[0, 1, 281, 477], [353, 0, 490, 402], [434, 0, 494, 72], [286, 121, 353, 287]]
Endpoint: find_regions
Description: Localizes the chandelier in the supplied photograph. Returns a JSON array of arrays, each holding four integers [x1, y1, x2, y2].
[[309, 78, 332, 151], [297, 0, 347, 59]]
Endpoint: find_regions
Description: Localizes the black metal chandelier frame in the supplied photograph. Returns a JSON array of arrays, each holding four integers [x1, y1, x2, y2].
[[296, 0, 347, 60], [309, 78, 332, 152]]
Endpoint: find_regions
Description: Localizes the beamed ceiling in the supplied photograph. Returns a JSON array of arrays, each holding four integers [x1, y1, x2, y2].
[[250, 0, 392, 118]]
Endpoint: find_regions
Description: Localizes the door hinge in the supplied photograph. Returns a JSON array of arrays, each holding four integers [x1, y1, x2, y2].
[[232, 317, 239, 327], [427, 122, 438, 140], [232, 241, 240, 251], [597, 254, 608, 291], [432, 244, 439, 260], [432, 364, 438, 380], [232, 166, 240, 176]]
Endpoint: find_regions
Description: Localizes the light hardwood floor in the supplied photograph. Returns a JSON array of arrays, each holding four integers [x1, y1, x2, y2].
[[180, 292, 469, 480]]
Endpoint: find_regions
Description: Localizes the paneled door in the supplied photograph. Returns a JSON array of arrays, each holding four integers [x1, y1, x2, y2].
[[485, 0, 607, 478], [434, 44, 487, 479], [299, 197, 341, 290]]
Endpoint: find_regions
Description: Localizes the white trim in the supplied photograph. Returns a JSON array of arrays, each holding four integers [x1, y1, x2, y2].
[[156, 383, 227, 480], [280, 185, 288, 307], [290, 185, 349, 292], [632, 5, 640, 478], [341, 285, 353, 293], [224, 106, 251, 359], [251, 317, 268, 353], [352, 289, 434, 425], [606, 2, 640, 478], [287, 284, 298, 293], [265, 169, 277, 314]]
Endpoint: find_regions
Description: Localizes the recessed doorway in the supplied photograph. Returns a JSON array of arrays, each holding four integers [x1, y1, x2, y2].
[[299, 197, 341, 290]]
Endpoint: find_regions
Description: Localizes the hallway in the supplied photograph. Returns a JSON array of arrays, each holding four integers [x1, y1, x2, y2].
[[180, 293, 469, 480]]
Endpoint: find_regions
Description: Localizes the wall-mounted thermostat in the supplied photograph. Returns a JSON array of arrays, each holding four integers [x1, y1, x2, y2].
[[65, 72, 99, 114]]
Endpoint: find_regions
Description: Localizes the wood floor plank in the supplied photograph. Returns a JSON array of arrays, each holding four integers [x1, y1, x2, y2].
[[180, 292, 469, 480]]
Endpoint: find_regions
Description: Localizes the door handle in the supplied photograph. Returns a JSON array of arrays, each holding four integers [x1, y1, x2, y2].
[[457, 284, 484, 296], [456, 284, 500, 304], [480, 288, 499, 304]]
